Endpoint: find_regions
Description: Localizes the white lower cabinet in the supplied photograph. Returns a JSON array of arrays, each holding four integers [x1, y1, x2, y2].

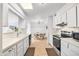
[[3, 45, 16, 56], [27, 37, 29, 48], [24, 37, 29, 54], [24, 38, 27, 54], [69, 44, 79, 55], [48, 35, 53, 46], [2, 35, 29, 56], [61, 40, 79, 56], [16, 41, 24, 56]]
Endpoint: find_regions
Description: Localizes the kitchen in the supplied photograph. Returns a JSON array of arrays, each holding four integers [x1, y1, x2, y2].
[[0, 3, 79, 56]]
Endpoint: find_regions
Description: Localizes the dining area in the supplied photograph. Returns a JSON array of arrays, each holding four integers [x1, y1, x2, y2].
[[34, 33, 47, 40]]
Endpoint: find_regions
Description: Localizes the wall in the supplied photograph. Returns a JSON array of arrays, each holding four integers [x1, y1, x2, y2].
[[27, 22, 31, 34], [0, 3, 2, 55], [2, 3, 8, 27], [61, 27, 79, 32], [31, 22, 47, 34]]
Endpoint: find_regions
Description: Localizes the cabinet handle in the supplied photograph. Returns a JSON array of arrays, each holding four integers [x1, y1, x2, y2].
[[8, 50, 12, 52]]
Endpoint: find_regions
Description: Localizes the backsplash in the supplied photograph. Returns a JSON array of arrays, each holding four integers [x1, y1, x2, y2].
[[52, 27, 79, 35], [61, 27, 79, 32], [2, 27, 14, 33]]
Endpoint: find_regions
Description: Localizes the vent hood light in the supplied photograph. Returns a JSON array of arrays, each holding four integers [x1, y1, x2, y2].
[[20, 3, 33, 9]]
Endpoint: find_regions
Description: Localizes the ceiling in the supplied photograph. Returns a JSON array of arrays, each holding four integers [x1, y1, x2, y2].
[[23, 3, 65, 22]]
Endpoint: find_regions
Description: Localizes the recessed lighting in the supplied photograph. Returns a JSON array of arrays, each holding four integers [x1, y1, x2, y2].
[[38, 3, 47, 6], [20, 3, 33, 9]]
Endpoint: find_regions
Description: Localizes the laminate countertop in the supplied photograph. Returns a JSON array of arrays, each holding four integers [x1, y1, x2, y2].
[[2, 32, 30, 51], [61, 37, 79, 47]]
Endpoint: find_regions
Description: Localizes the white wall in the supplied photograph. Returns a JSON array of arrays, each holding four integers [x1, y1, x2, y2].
[[31, 22, 47, 34], [27, 22, 31, 34], [0, 3, 2, 55], [2, 3, 8, 27]]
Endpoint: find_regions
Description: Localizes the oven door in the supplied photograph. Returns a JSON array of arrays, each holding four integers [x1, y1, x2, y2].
[[53, 36, 61, 51]]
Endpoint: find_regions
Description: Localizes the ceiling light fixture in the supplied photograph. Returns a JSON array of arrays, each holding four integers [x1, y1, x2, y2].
[[20, 3, 33, 9], [39, 3, 47, 5]]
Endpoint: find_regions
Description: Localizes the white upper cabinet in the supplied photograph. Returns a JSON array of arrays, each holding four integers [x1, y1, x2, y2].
[[57, 16, 62, 24], [77, 4, 79, 27], [61, 13, 67, 23], [56, 13, 67, 25], [67, 6, 77, 27], [2, 4, 8, 27], [53, 12, 67, 28]]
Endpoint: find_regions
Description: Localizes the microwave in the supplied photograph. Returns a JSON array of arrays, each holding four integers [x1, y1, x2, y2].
[[72, 32, 79, 40]]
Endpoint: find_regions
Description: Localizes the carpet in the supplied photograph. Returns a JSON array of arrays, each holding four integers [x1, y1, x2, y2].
[[46, 48, 58, 56], [24, 47, 35, 56]]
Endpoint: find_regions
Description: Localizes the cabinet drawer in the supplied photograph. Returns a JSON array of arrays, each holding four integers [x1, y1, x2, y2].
[[24, 38, 28, 54], [3, 45, 16, 56], [69, 44, 79, 55], [62, 49, 77, 56], [61, 51, 67, 56], [17, 41, 24, 48], [17, 41, 24, 56]]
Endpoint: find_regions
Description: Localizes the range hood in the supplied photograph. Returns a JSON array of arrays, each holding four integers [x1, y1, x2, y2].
[[56, 22, 67, 27]]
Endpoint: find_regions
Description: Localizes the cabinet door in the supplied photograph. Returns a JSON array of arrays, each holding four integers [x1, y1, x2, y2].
[[3, 45, 16, 56], [57, 16, 62, 24], [69, 44, 79, 55], [67, 6, 76, 27], [61, 13, 67, 23], [61, 40, 68, 56], [61, 40, 79, 56], [17, 41, 24, 56], [27, 37, 29, 48], [24, 38, 27, 54], [61, 40, 75, 56]]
